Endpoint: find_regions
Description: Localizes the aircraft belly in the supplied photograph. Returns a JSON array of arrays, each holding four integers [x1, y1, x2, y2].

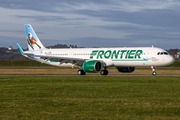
[[113, 61, 149, 67]]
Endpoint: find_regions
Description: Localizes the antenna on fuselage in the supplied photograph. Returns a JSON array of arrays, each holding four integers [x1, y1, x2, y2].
[[152, 45, 154, 48]]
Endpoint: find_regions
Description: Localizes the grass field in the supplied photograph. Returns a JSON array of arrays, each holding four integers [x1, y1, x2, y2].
[[0, 76, 180, 120]]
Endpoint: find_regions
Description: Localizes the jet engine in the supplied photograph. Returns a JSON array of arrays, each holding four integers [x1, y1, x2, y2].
[[82, 61, 102, 73]]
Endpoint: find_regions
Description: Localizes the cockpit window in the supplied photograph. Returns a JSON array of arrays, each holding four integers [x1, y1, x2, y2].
[[157, 52, 169, 55], [164, 52, 168, 55]]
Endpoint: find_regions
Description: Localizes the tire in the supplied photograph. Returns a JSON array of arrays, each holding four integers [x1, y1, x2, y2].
[[100, 70, 108, 75], [100, 70, 104, 75], [152, 71, 156, 76], [78, 70, 86, 75], [82, 70, 86, 75], [105, 70, 108, 75]]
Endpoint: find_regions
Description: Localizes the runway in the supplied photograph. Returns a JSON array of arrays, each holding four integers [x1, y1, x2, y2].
[[0, 68, 179, 76], [1, 74, 180, 76]]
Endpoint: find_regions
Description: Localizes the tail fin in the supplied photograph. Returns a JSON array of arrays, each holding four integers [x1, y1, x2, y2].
[[25, 24, 45, 50]]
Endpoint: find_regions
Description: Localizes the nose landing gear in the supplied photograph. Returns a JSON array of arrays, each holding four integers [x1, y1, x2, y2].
[[151, 66, 157, 76]]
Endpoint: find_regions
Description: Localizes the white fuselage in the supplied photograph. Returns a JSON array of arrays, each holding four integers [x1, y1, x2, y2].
[[31, 47, 174, 68]]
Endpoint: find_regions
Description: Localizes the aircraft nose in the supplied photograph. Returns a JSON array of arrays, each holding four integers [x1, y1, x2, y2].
[[167, 55, 174, 65]]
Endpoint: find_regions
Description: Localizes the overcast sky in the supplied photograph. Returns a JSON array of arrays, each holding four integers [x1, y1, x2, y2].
[[1, 0, 180, 49]]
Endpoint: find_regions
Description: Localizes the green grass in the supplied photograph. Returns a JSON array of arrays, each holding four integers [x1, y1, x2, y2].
[[0, 76, 180, 120]]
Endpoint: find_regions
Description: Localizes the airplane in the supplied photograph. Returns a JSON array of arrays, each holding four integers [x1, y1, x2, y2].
[[17, 24, 174, 76]]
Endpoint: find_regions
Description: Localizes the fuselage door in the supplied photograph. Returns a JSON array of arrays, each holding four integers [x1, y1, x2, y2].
[[146, 49, 152, 59]]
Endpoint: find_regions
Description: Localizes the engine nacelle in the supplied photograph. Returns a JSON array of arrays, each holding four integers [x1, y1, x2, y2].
[[116, 67, 135, 73], [83, 61, 102, 73]]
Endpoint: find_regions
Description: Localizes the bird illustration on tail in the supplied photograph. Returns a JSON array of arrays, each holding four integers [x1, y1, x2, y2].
[[27, 33, 41, 50]]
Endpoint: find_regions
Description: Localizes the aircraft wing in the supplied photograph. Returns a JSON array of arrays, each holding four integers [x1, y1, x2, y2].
[[25, 53, 86, 66], [33, 54, 106, 67], [34, 54, 85, 62]]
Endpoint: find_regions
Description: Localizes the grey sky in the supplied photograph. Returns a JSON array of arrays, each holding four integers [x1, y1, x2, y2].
[[0, 0, 180, 49]]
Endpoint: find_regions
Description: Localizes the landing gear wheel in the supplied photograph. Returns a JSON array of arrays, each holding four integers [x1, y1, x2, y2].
[[151, 66, 156, 76], [77, 70, 86, 75], [152, 71, 157, 76], [100, 70, 108, 75]]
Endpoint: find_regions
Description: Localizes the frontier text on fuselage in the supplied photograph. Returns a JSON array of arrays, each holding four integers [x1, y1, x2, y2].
[[90, 50, 143, 59]]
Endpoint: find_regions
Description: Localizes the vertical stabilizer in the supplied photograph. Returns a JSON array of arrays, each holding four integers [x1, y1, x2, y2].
[[25, 24, 45, 50]]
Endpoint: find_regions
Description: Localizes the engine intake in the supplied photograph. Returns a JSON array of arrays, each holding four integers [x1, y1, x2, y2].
[[116, 67, 135, 73], [83, 61, 102, 73]]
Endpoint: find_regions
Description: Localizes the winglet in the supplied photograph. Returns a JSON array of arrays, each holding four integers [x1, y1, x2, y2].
[[17, 43, 24, 54]]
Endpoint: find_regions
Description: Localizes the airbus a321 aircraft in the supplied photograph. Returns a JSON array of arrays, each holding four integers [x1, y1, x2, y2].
[[17, 24, 174, 76]]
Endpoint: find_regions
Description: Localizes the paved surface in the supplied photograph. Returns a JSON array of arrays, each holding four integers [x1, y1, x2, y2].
[[0, 68, 179, 76], [1, 74, 180, 76]]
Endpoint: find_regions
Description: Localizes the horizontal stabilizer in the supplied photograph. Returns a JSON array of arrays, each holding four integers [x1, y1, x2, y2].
[[23, 52, 34, 56]]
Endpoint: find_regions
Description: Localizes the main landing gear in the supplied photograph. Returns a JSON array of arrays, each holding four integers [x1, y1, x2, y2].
[[151, 66, 157, 76], [77, 69, 109, 75], [77, 70, 86, 75], [100, 68, 108, 75]]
